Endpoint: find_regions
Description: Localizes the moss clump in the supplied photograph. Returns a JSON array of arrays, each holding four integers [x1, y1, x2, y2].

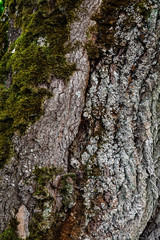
[[33, 166, 63, 197], [0, 0, 82, 167], [0, 218, 21, 240], [28, 166, 62, 240], [0, 0, 5, 16], [0, 229, 20, 240], [27, 167, 76, 240], [0, 19, 8, 60]]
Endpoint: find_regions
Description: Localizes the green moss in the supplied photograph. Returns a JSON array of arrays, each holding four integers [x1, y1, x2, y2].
[[34, 166, 63, 197], [85, 40, 99, 60], [0, 218, 21, 240], [28, 166, 62, 239], [0, 0, 82, 168], [27, 167, 76, 240], [0, 0, 5, 16], [0, 20, 8, 60]]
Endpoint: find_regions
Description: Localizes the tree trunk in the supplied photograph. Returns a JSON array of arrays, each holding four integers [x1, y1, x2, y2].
[[0, 0, 159, 239]]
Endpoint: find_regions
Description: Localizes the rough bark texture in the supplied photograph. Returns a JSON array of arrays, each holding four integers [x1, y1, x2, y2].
[[0, 0, 160, 239]]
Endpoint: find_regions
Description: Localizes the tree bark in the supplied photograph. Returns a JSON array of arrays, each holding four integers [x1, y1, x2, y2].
[[0, 0, 159, 239]]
